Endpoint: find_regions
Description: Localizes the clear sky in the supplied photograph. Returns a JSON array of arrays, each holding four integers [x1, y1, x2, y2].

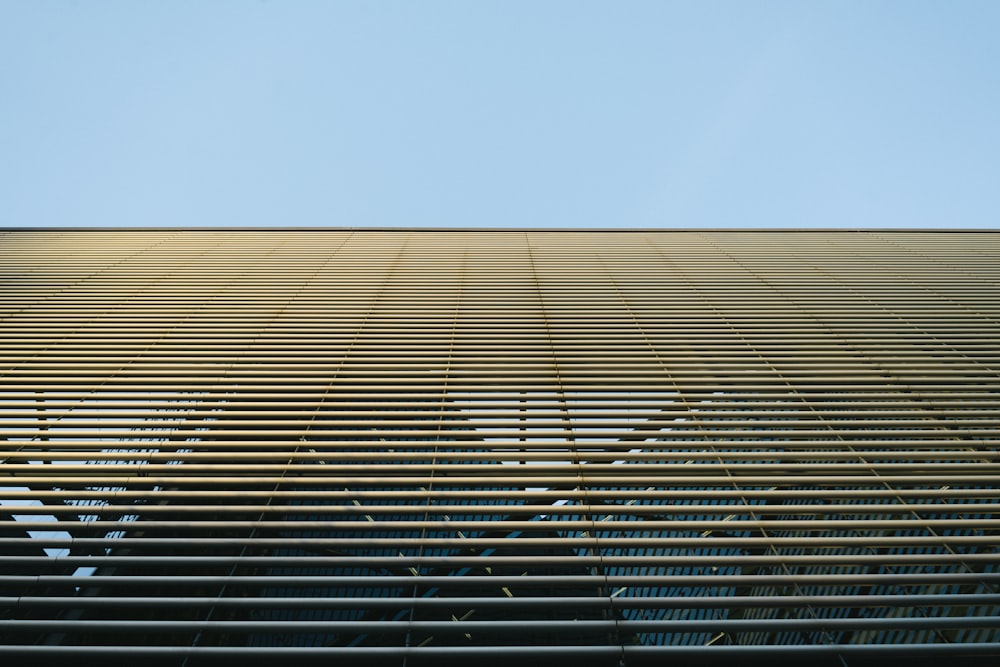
[[2, 1, 998, 229]]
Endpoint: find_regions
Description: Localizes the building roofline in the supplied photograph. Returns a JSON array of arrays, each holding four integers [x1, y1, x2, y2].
[[1, 226, 998, 233]]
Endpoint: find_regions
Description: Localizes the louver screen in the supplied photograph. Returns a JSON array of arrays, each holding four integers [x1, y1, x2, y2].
[[1, 229, 998, 666]]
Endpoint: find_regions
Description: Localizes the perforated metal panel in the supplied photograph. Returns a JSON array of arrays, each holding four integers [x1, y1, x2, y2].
[[1, 229, 999, 665]]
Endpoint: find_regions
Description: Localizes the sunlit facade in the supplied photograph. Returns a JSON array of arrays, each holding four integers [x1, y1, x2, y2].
[[1, 229, 999, 665]]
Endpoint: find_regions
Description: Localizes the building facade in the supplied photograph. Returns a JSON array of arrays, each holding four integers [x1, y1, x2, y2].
[[1, 229, 999, 665]]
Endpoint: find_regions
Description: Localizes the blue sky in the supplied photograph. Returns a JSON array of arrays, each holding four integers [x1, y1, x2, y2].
[[2, 1, 998, 229]]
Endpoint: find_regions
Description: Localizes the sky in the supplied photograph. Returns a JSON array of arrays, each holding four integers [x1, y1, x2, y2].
[[2, 1, 998, 229]]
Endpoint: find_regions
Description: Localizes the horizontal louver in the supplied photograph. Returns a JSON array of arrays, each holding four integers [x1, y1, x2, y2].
[[1, 229, 999, 665]]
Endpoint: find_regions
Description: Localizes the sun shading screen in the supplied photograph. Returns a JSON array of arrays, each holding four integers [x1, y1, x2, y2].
[[1, 229, 999, 666]]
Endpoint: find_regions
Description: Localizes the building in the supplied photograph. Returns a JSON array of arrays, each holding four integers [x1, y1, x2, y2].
[[1, 229, 999, 665]]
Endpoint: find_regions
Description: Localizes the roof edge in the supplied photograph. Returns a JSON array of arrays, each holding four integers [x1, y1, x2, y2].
[[2, 227, 999, 233]]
